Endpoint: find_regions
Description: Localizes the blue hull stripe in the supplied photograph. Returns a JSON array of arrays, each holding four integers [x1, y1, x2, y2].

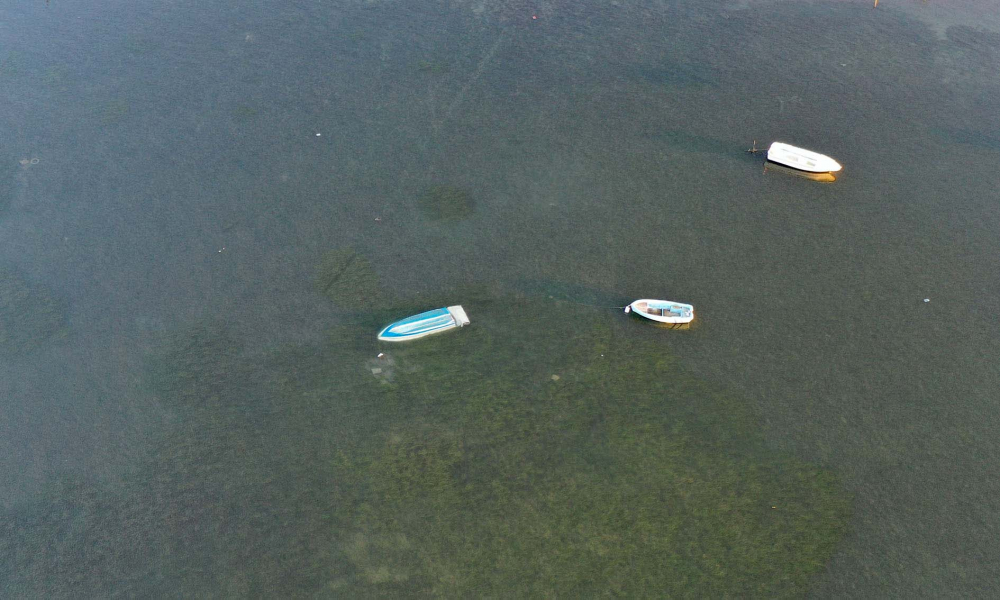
[[378, 308, 456, 340]]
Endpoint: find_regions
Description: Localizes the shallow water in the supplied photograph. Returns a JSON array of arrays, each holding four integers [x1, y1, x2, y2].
[[2, 0, 999, 596]]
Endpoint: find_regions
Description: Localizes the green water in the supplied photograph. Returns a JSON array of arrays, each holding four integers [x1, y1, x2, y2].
[[2, 1, 999, 597]]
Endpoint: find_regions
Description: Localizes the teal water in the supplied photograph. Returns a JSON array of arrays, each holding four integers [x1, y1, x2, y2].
[[2, 1, 999, 596]]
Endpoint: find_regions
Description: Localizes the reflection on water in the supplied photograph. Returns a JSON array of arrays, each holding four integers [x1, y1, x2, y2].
[[652, 320, 693, 331], [763, 160, 838, 183]]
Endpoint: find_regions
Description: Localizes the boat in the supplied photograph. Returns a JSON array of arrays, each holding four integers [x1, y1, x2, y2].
[[377, 305, 470, 342], [625, 299, 694, 324], [766, 142, 842, 173], [763, 160, 837, 183]]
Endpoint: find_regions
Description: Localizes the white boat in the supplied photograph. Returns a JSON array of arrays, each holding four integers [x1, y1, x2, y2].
[[766, 142, 842, 173], [625, 299, 694, 324], [377, 305, 470, 342]]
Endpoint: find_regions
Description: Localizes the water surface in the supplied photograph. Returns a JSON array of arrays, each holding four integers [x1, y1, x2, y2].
[[2, 1, 999, 596]]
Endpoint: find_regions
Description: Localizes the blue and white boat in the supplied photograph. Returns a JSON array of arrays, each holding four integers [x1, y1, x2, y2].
[[377, 305, 471, 342], [625, 299, 694, 324]]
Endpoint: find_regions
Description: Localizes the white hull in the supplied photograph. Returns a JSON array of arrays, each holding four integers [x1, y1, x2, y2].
[[764, 160, 837, 183], [766, 142, 842, 173]]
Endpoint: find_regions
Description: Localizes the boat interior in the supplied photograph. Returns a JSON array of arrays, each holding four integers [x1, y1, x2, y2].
[[638, 303, 689, 317]]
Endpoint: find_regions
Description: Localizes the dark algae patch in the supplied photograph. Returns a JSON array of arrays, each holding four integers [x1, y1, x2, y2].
[[417, 185, 474, 222], [0, 51, 23, 78], [315, 248, 384, 309], [415, 59, 450, 75], [946, 25, 1000, 53], [0, 266, 66, 356], [7, 297, 850, 596], [632, 60, 715, 88]]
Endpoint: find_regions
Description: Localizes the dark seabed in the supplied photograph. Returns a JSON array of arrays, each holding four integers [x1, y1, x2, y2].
[[1, 0, 999, 597]]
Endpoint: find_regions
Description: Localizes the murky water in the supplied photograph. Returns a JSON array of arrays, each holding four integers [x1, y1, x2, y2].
[[2, 1, 999, 596]]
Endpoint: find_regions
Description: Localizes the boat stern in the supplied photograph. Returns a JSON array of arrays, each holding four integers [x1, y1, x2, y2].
[[446, 305, 471, 327]]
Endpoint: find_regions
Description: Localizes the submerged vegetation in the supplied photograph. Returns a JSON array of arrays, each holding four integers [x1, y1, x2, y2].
[[143, 321, 244, 405], [0, 51, 22, 77], [0, 266, 66, 356], [417, 185, 474, 222], [99, 99, 130, 125], [231, 105, 259, 122], [8, 295, 851, 596], [0, 158, 13, 217], [314, 248, 384, 310], [415, 59, 449, 74], [325, 300, 851, 597]]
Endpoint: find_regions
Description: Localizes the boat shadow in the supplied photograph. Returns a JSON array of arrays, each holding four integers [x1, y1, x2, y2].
[[625, 312, 695, 331]]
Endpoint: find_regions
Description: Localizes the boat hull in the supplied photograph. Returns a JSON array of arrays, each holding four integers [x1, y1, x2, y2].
[[377, 305, 470, 342], [766, 142, 842, 173], [626, 299, 694, 324], [764, 160, 837, 183]]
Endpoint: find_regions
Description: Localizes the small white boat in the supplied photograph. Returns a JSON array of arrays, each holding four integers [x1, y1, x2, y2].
[[377, 305, 470, 342], [766, 142, 842, 173], [625, 299, 694, 324]]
